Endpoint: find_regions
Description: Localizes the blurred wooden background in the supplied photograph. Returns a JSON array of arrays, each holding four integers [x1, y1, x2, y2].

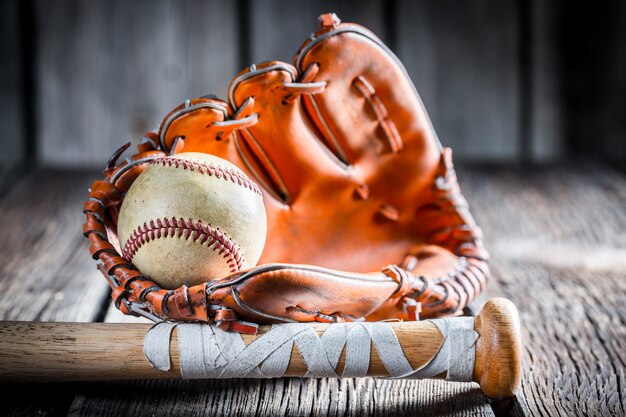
[[1, 0, 625, 175]]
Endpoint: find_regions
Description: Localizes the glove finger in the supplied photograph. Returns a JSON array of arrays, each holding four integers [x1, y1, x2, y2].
[[158, 96, 283, 203], [158, 96, 250, 162], [158, 97, 231, 152], [294, 15, 441, 169], [228, 61, 350, 205]]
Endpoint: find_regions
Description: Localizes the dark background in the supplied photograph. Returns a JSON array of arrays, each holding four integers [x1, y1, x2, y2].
[[1, 0, 625, 180]]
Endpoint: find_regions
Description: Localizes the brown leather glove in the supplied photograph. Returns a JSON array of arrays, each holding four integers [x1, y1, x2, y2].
[[84, 13, 488, 334]]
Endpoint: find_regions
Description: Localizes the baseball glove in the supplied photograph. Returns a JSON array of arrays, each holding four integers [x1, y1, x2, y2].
[[83, 13, 488, 334]]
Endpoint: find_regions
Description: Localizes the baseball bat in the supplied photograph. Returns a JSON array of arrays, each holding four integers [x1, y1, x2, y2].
[[0, 298, 521, 400]]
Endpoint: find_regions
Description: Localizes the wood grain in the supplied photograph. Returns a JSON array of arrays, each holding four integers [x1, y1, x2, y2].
[[0, 168, 109, 416], [35, 0, 239, 167], [473, 299, 522, 400], [21, 0, 626, 168], [459, 164, 626, 416], [0, 169, 108, 321], [67, 378, 492, 417], [0, 321, 442, 382], [525, 1, 563, 162], [1, 165, 624, 415]]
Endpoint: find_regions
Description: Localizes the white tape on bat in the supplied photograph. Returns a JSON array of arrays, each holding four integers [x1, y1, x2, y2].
[[144, 319, 477, 381]]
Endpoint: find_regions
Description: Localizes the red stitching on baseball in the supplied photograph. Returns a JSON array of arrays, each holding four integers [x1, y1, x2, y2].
[[151, 157, 263, 196], [122, 217, 244, 273]]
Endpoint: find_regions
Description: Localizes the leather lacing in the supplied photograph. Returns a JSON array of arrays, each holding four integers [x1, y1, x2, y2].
[[84, 108, 263, 334], [84, 87, 487, 332], [209, 97, 259, 141], [352, 75, 403, 154], [280, 63, 327, 103], [401, 148, 489, 318]]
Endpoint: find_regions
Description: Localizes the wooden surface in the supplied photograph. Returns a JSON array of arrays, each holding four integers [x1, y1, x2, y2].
[[396, 0, 520, 162], [0, 169, 108, 322], [35, 0, 239, 166], [465, 164, 626, 416], [32, 0, 522, 165], [558, 2, 626, 164], [525, 1, 563, 162], [0, 164, 624, 416]]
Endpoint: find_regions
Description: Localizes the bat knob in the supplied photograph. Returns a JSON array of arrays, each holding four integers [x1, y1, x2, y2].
[[473, 298, 523, 400]]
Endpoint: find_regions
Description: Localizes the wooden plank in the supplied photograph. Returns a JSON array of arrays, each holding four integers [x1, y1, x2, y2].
[[0, 0, 25, 187], [0, 169, 109, 321], [526, 0, 564, 162], [396, 0, 521, 162], [248, 0, 386, 64], [69, 379, 493, 416], [0, 168, 109, 416], [3, 165, 624, 415], [458, 164, 626, 416], [35, 0, 239, 167]]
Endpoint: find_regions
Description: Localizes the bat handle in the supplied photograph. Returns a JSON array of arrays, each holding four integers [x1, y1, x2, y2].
[[473, 298, 523, 400]]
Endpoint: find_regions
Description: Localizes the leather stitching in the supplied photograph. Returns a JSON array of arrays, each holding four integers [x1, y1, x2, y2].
[[353, 75, 403, 153], [151, 157, 263, 196], [234, 129, 291, 203], [122, 217, 244, 273], [410, 152, 488, 314], [286, 305, 352, 322]]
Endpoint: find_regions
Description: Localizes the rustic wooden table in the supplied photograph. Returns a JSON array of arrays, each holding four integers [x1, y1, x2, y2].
[[0, 164, 624, 416]]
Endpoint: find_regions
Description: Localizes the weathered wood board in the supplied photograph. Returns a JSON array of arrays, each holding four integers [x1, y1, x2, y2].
[[68, 379, 492, 417], [462, 164, 626, 417], [0, 169, 108, 322], [396, 0, 521, 162], [0, 168, 110, 417], [35, 0, 239, 167], [0, 165, 624, 416], [31, 0, 581, 167], [13, 0, 626, 169]]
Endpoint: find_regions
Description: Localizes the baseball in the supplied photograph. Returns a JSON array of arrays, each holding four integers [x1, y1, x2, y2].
[[117, 152, 267, 289]]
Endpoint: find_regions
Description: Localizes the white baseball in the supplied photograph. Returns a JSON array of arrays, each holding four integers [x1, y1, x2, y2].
[[117, 152, 267, 289]]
